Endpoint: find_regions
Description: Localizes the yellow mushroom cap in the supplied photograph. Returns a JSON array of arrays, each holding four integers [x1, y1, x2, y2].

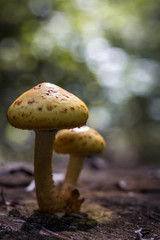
[[54, 126, 106, 154], [7, 83, 89, 130]]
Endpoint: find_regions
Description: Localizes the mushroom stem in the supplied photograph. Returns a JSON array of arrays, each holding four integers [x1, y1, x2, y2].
[[61, 154, 85, 199], [34, 130, 65, 213]]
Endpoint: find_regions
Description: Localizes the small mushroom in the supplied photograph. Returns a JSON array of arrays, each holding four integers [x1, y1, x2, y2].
[[54, 126, 106, 199], [7, 82, 88, 213]]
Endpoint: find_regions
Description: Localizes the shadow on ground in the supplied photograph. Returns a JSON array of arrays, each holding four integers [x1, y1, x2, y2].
[[0, 208, 97, 240]]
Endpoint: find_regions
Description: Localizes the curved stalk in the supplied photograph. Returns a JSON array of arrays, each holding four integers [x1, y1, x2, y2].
[[61, 154, 85, 199], [34, 130, 65, 213]]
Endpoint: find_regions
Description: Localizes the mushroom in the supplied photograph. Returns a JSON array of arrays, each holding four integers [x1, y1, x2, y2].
[[7, 82, 88, 213], [54, 126, 106, 199]]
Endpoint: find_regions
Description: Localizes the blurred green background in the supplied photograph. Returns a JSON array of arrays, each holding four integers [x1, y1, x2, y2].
[[0, 0, 160, 166]]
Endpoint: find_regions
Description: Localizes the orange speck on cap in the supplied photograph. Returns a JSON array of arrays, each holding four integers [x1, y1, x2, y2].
[[46, 105, 53, 111], [15, 100, 23, 105], [28, 99, 35, 104]]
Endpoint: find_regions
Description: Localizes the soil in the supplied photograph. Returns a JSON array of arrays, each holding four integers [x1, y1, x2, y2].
[[0, 160, 160, 240]]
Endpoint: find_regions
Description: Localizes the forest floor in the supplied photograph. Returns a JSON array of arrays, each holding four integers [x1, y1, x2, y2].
[[0, 159, 160, 240]]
